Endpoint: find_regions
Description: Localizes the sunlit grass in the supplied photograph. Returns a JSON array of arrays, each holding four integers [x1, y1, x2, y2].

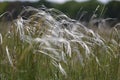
[[0, 6, 120, 80]]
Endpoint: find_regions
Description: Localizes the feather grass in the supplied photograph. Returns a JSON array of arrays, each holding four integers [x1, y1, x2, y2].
[[0, 6, 120, 80]]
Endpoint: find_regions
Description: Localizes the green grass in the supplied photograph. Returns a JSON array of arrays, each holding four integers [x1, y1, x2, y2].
[[0, 6, 120, 80]]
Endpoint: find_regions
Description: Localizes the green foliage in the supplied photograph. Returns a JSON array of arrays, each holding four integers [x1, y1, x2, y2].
[[0, 2, 8, 14], [0, 0, 120, 21], [105, 1, 120, 19], [0, 3, 8, 14]]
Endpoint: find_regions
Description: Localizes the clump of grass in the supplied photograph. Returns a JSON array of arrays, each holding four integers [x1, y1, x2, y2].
[[0, 6, 120, 80]]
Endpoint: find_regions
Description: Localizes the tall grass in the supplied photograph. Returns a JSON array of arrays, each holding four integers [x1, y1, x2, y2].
[[0, 6, 120, 80]]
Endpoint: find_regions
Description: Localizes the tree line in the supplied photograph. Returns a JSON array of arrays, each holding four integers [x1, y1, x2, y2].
[[0, 0, 120, 21]]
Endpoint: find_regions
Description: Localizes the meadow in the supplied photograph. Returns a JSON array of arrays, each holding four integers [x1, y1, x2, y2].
[[0, 6, 120, 80]]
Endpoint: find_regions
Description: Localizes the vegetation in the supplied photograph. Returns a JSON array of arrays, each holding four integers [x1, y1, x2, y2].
[[0, 2, 8, 14], [0, 6, 120, 80], [0, 0, 120, 21]]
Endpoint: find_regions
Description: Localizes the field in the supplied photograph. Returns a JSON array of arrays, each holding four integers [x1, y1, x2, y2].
[[0, 6, 120, 80]]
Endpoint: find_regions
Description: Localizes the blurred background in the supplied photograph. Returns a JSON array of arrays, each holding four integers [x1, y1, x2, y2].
[[0, 0, 120, 22]]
